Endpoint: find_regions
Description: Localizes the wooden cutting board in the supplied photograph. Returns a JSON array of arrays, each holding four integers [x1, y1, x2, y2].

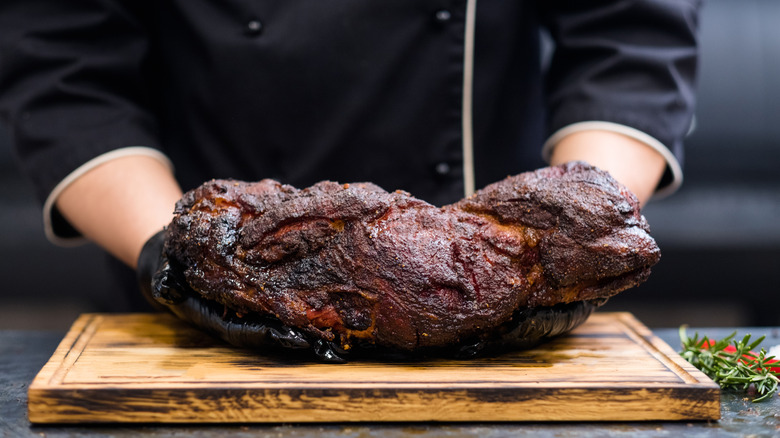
[[28, 312, 719, 423]]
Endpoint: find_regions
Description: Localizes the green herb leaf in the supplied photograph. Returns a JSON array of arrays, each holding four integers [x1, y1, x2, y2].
[[679, 325, 780, 403]]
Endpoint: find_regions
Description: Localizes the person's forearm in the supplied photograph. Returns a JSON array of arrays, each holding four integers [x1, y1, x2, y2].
[[549, 130, 667, 207], [56, 155, 183, 268]]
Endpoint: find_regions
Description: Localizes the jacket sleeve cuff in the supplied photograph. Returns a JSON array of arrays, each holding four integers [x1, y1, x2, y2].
[[541, 121, 683, 199], [42, 146, 175, 246]]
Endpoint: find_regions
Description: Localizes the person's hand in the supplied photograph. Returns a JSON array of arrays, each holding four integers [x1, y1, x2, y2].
[[136, 230, 350, 361]]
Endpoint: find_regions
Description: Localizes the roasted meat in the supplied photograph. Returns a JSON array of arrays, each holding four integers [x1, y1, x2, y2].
[[163, 162, 660, 357]]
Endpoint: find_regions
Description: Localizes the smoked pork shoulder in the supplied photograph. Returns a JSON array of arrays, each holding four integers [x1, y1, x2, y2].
[[158, 162, 660, 360]]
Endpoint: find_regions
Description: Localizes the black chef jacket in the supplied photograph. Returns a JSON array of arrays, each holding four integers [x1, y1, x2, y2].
[[0, 0, 701, 240]]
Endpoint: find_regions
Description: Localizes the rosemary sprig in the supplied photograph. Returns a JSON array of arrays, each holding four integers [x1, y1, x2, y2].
[[679, 325, 780, 402]]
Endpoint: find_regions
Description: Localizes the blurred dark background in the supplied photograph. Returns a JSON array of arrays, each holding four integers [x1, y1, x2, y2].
[[2, 0, 779, 330]]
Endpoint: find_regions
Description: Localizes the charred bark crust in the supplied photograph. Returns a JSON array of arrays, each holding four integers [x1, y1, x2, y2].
[[163, 162, 660, 361]]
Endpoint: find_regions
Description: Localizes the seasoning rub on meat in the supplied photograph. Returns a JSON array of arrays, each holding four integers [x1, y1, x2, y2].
[[162, 162, 660, 358]]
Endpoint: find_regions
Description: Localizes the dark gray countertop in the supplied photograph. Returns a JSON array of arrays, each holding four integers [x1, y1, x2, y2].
[[3, 327, 780, 437]]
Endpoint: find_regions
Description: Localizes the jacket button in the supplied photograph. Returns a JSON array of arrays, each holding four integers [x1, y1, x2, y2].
[[246, 19, 263, 36], [434, 10, 452, 23], [435, 162, 451, 176]]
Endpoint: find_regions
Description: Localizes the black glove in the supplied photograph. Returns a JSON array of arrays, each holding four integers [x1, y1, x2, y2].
[[136, 230, 347, 362]]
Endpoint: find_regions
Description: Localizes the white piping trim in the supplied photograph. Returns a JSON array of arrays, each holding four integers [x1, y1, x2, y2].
[[462, 0, 477, 197], [542, 121, 683, 199], [42, 146, 174, 246]]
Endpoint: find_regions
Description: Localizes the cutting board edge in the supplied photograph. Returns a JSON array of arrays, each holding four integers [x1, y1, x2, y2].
[[28, 384, 721, 423], [29, 313, 101, 389], [608, 312, 720, 388]]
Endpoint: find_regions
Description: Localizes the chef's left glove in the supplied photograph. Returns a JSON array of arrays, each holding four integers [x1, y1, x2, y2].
[[136, 230, 318, 354]]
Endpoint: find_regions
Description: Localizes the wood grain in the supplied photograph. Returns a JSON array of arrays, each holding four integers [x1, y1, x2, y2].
[[27, 312, 719, 423]]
